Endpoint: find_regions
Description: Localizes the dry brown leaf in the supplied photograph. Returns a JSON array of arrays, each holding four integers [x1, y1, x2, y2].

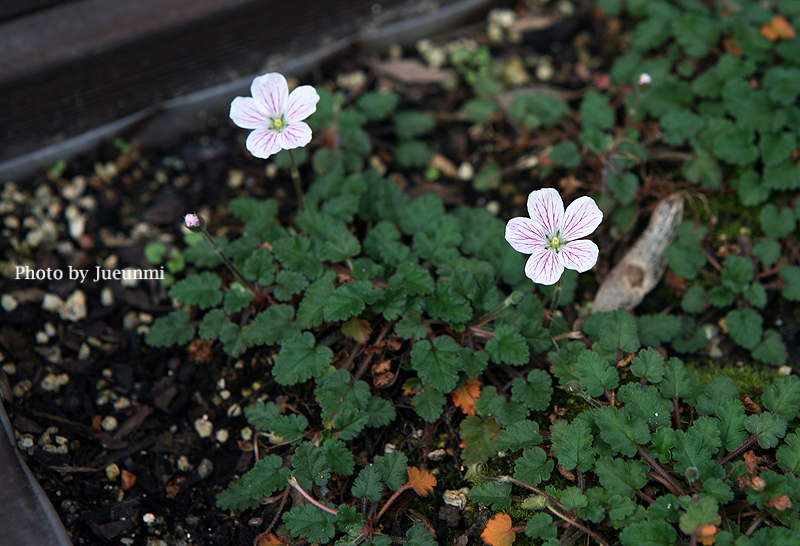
[[743, 450, 761, 474], [481, 513, 516, 546], [430, 153, 460, 179], [764, 493, 793, 511], [407, 467, 437, 496], [371, 360, 397, 389], [761, 16, 796, 41], [373, 59, 453, 85], [452, 378, 481, 416]]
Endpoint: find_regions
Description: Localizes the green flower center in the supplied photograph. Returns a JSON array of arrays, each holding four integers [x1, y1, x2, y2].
[[548, 235, 563, 251], [272, 118, 285, 131]]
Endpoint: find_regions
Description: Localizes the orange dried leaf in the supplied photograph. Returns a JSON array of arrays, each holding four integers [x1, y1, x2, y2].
[[256, 532, 285, 546], [121, 470, 137, 490], [698, 524, 718, 546], [761, 16, 796, 41], [764, 493, 793, 511], [743, 451, 760, 474], [481, 513, 516, 546], [407, 466, 437, 496], [453, 378, 481, 416]]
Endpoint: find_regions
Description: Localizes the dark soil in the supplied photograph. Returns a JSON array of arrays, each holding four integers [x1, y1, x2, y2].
[[0, 3, 657, 545]]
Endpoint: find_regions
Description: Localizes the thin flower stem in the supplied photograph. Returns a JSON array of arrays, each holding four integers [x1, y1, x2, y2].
[[200, 228, 258, 296], [544, 280, 562, 330], [745, 510, 767, 537], [637, 444, 687, 497], [287, 475, 338, 515], [473, 291, 524, 327], [546, 502, 610, 546], [718, 433, 758, 467], [374, 484, 412, 523], [287, 149, 305, 211]]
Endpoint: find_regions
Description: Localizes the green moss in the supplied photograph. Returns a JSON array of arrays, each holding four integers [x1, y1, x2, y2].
[[684, 356, 779, 400]]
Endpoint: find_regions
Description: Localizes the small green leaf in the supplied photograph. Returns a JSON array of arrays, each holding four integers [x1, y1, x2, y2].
[[460, 415, 502, 466], [752, 329, 787, 366], [776, 432, 800, 473], [323, 280, 381, 322], [696, 376, 739, 416], [374, 451, 408, 491], [745, 412, 788, 449], [636, 314, 681, 347], [272, 236, 324, 280], [550, 419, 597, 472], [412, 388, 446, 423], [630, 348, 665, 384], [274, 269, 309, 302], [599, 308, 641, 353], [760, 204, 796, 238], [410, 336, 463, 393], [357, 91, 400, 121], [510, 369, 552, 412], [393, 111, 436, 139], [283, 504, 336, 543], [593, 456, 649, 498], [607, 172, 638, 205], [575, 350, 619, 397], [753, 239, 781, 266], [250, 304, 300, 346], [726, 308, 763, 351], [486, 324, 530, 365], [469, 481, 513, 510], [764, 66, 800, 105], [514, 447, 554, 486], [229, 197, 279, 238], [333, 407, 368, 440], [679, 495, 719, 536], [473, 162, 502, 190], [496, 420, 542, 452], [146, 309, 195, 347], [580, 90, 615, 130], [548, 141, 582, 168], [396, 141, 433, 168], [762, 375, 800, 420], [593, 406, 650, 458], [242, 247, 275, 285], [169, 272, 223, 309], [272, 332, 333, 386], [395, 313, 428, 340], [352, 465, 383, 501], [744, 282, 767, 308], [620, 521, 677, 546], [781, 266, 800, 301], [244, 401, 281, 431]]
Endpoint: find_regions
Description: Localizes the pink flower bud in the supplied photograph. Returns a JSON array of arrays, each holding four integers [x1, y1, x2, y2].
[[638, 73, 652, 86], [184, 213, 201, 229]]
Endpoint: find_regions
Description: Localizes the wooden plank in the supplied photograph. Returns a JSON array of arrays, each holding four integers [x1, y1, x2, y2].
[[0, 0, 476, 169]]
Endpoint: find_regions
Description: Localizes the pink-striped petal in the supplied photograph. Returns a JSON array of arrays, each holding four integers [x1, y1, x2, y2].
[[561, 196, 603, 241], [285, 85, 320, 123], [525, 246, 564, 285], [229, 97, 269, 129], [245, 129, 282, 159], [251, 73, 288, 117], [558, 239, 599, 273], [276, 122, 312, 150], [526, 188, 564, 237], [505, 217, 546, 254]]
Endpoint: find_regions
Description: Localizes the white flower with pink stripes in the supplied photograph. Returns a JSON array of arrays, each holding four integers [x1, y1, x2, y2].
[[229, 73, 320, 159], [505, 188, 603, 285]]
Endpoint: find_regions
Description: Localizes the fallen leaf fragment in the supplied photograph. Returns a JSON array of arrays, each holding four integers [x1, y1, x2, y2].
[[372, 58, 453, 85], [481, 513, 516, 546], [761, 16, 796, 41], [764, 493, 793, 511], [453, 378, 481, 416], [407, 466, 437, 496]]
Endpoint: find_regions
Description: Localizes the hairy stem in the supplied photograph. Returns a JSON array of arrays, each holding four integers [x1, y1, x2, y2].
[[718, 433, 758, 467], [287, 475, 338, 515], [546, 502, 610, 546], [200, 228, 258, 296], [544, 280, 562, 330], [638, 444, 687, 497], [288, 149, 305, 211]]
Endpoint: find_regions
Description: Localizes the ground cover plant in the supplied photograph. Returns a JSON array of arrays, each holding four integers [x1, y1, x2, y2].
[[2, 0, 800, 545]]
